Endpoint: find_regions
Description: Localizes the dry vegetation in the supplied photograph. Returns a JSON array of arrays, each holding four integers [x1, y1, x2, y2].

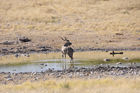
[[0, 51, 140, 65], [0, 0, 140, 49], [0, 77, 140, 93], [0, 1, 140, 92]]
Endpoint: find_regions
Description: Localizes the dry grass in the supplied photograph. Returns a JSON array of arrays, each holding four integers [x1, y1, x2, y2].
[[0, 0, 140, 49], [0, 0, 139, 64], [0, 51, 140, 65], [0, 53, 60, 65], [75, 51, 140, 60], [0, 77, 140, 93]]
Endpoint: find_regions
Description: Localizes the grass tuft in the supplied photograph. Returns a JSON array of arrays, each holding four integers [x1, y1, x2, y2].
[[1, 78, 140, 93]]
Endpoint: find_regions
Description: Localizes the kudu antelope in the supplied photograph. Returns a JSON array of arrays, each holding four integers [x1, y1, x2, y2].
[[61, 37, 74, 62]]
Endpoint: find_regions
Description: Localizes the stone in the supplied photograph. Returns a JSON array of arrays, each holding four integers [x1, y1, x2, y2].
[[40, 63, 44, 65], [116, 62, 122, 65], [104, 58, 110, 62], [19, 37, 31, 42], [5, 75, 11, 78], [122, 57, 128, 60], [34, 77, 39, 80], [6, 78, 13, 81]]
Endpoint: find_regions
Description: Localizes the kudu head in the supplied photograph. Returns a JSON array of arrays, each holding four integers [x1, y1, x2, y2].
[[60, 37, 72, 47]]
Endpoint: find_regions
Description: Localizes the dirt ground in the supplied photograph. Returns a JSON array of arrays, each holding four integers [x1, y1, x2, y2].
[[0, 0, 140, 54], [0, 65, 140, 85]]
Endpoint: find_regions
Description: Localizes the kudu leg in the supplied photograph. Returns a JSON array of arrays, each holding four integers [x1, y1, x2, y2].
[[62, 53, 67, 70]]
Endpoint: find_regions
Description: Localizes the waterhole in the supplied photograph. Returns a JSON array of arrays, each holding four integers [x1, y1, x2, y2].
[[0, 59, 140, 73], [0, 51, 140, 73]]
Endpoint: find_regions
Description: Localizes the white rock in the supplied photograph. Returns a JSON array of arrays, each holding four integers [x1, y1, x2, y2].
[[122, 57, 128, 60], [116, 62, 122, 65], [104, 58, 110, 62], [6, 78, 13, 81]]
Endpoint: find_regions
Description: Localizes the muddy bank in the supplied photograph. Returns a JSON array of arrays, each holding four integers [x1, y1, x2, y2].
[[0, 65, 140, 84], [1, 45, 140, 55], [0, 36, 140, 55]]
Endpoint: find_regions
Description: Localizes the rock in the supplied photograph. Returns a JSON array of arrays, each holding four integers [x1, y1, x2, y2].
[[19, 37, 31, 42], [40, 63, 44, 65], [38, 46, 51, 51], [116, 62, 122, 65], [129, 62, 136, 66], [24, 53, 30, 57], [122, 57, 128, 60], [56, 74, 61, 78], [5, 75, 11, 78], [90, 71, 93, 74], [15, 54, 20, 58], [0, 41, 14, 45], [99, 64, 103, 66], [13, 73, 18, 76], [137, 38, 140, 40], [2, 48, 8, 52], [41, 48, 49, 51], [68, 73, 73, 78], [115, 33, 123, 35], [31, 72, 37, 75], [5, 75, 13, 81], [48, 68, 53, 72], [79, 73, 84, 77], [104, 58, 110, 62], [34, 77, 39, 80], [6, 78, 13, 81]]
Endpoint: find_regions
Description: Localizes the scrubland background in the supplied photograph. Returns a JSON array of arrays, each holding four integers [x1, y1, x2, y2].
[[0, 0, 140, 49]]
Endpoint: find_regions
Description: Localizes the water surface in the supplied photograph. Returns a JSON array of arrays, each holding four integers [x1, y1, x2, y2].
[[0, 51, 140, 73], [0, 59, 140, 73]]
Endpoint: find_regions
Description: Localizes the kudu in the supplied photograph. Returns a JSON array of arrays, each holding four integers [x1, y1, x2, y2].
[[61, 37, 74, 62]]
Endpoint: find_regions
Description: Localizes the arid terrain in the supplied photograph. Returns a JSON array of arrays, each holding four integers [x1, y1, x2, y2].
[[0, 0, 140, 93], [0, 0, 140, 54]]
